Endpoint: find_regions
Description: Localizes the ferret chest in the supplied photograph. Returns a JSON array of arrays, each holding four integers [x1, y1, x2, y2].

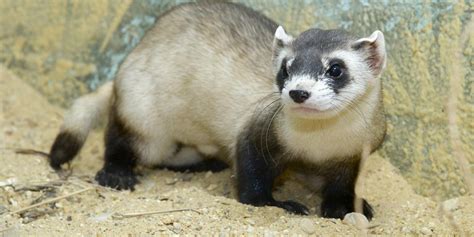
[[278, 115, 368, 162]]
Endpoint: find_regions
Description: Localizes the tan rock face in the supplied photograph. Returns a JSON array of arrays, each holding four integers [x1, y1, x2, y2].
[[0, 0, 471, 200]]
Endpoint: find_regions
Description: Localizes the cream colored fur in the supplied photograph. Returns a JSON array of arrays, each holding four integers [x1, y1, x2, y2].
[[59, 3, 386, 168], [61, 81, 113, 142]]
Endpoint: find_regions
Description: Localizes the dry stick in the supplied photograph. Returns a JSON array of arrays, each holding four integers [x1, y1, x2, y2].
[[14, 148, 50, 158], [9, 187, 95, 215], [115, 208, 201, 218]]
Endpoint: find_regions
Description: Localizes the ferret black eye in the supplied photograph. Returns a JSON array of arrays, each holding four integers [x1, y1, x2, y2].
[[327, 64, 343, 78], [280, 62, 289, 78]]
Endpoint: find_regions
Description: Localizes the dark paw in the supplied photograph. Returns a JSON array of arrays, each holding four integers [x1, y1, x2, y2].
[[155, 158, 229, 173], [95, 167, 138, 191], [272, 200, 310, 215], [321, 197, 373, 220]]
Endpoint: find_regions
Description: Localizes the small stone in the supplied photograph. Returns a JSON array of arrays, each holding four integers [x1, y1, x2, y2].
[[401, 226, 412, 233], [4, 186, 14, 193], [420, 227, 432, 235], [207, 184, 218, 191], [0, 178, 17, 187], [173, 222, 182, 229], [246, 219, 256, 226], [0, 205, 7, 214], [165, 178, 178, 185], [8, 198, 17, 207], [91, 212, 113, 222], [66, 216, 72, 221], [180, 173, 193, 182], [442, 198, 459, 211], [343, 212, 369, 230], [300, 219, 316, 234], [205, 171, 213, 178]]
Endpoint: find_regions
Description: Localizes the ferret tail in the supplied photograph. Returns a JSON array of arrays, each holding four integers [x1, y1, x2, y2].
[[49, 81, 114, 170]]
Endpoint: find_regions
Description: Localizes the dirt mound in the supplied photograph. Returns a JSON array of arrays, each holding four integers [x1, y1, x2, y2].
[[1, 67, 472, 235]]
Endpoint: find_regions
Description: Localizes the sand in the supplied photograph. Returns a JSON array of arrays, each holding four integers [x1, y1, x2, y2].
[[1, 67, 473, 236]]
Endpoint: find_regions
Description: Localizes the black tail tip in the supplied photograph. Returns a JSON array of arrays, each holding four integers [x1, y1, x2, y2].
[[49, 131, 83, 170]]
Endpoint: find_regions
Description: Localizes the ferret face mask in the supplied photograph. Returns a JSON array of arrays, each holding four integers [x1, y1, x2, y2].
[[272, 26, 386, 119]]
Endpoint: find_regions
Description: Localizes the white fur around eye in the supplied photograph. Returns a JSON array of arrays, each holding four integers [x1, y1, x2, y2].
[[325, 50, 369, 83]]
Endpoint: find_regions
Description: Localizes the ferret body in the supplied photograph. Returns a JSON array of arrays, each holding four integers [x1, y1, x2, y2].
[[49, 2, 386, 219]]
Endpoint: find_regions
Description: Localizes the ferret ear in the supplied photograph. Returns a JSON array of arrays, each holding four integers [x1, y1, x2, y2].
[[352, 30, 386, 77], [272, 26, 294, 75]]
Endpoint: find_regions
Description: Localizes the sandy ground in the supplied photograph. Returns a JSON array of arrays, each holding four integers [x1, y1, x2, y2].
[[0, 67, 473, 236]]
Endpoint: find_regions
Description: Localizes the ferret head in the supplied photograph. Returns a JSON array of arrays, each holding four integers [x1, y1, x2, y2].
[[272, 26, 386, 119]]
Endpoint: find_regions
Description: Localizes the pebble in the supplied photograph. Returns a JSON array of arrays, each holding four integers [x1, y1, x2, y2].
[[342, 212, 369, 230], [246, 219, 256, 226], [173, 222, 182, 230], [180, 173, 193, 182], [401, 226, 412, 233], [8, 198, 18, 207], [420, 227, 432, 235], [300, 219, 316, 234], [0, 206, 7, 216], [165, 178, 178, 185], [91, 212, 113, 222], [205, 171, 213, 178], [0, 178, 17, 187], [207, 184, 218, 191], [442, 198, 459, 211]]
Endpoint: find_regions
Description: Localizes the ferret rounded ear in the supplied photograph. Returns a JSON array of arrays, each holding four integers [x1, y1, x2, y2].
[[272, 26, 294, 75], [352, 30, 387, 77]]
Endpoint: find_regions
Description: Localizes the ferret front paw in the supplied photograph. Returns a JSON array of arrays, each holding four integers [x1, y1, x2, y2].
[[321, 197, 373, 220], [95, 167, 138, 191]]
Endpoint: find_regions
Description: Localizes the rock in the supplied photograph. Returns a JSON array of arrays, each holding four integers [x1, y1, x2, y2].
[[165, 178, 178, 185], [90, 212, 113, 222], [173, 222, 182, 230], [442, 198, 459, 211], [343, 212, 369, 230], [0, 177, 17, 187], [205, 171, 213, 178], [0, 205, 7, 214], [207, 184, 218, 191], [180, 173, 193, 182], [420, 227, 432, 235], [300, 219, 316, 234], [401, 226, 412, 233]]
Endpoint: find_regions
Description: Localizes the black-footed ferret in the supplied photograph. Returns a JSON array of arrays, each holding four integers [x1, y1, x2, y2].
[[49, 2, 386, 219]]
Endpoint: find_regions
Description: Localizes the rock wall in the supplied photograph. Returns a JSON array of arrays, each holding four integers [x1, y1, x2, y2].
[[0, 0, 472, 199]]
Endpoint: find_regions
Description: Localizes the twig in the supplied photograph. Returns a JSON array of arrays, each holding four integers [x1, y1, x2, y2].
[[9, 187, 95, 215], [15, 148, 50, 158], [15, 180, 65, 192], [114, 208, 201, 219]]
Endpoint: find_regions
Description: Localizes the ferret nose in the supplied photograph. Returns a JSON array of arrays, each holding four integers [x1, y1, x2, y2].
[[289, 90, 310, 103]]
